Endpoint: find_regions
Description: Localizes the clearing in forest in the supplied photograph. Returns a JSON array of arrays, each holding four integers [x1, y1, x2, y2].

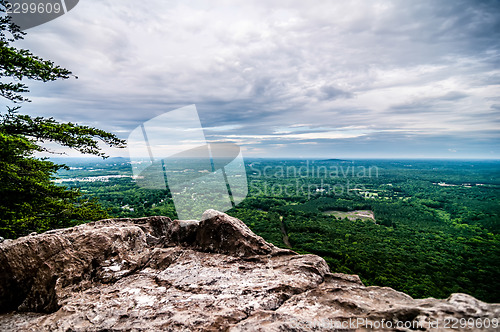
[[323, 210, 375, 222]]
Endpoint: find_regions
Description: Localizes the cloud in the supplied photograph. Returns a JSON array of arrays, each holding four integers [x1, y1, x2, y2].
[[6, 0, 500, 158], [317, 85, 353, 101]]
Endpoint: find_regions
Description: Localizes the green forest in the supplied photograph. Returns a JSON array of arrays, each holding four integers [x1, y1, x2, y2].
[[22, 157, 499, 304]]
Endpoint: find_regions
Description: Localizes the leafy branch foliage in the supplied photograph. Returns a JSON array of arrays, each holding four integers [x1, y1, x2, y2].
[[1, 107, 124, 157], [0, 129, 107, 237], [0, 0, 72, 102], [0, 3, 126, 238]]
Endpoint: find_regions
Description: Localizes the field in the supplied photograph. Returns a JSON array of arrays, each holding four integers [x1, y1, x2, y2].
[[323, 210, 375, 222]]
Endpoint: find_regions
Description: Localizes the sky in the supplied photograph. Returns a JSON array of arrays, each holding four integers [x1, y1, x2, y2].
[[5, 0, 500, 159]]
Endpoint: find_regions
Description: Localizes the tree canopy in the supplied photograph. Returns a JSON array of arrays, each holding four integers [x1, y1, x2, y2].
[[0, 1, 126, 238]]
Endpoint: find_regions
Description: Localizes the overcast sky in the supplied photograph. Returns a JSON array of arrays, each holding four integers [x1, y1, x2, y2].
[[7, 0, 500, 159]]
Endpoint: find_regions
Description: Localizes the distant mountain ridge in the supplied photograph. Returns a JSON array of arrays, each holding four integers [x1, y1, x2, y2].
[[319, 158, 351, 162]]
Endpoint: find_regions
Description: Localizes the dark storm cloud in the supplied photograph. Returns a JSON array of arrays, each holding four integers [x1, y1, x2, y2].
[[316, 86, 353, 101]]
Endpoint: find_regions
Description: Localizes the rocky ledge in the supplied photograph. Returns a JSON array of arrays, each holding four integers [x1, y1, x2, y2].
[[0, 210, 498, 331]]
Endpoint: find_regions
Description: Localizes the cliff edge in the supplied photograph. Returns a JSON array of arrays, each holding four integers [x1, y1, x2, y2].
[[0, 210, 498, 331]]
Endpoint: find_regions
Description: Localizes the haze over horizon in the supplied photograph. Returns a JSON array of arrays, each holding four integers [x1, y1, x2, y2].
[[6, 0, 500, 159]]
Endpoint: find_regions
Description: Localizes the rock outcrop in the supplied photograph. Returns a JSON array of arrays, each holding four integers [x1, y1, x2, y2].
[[0, 210, 498, 331]]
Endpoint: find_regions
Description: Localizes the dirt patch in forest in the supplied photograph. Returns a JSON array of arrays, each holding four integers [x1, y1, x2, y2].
[[323, 210, 375, 222]]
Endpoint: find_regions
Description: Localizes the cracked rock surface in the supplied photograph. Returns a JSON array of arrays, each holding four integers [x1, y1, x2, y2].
[[0, 210, 498, 331]]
